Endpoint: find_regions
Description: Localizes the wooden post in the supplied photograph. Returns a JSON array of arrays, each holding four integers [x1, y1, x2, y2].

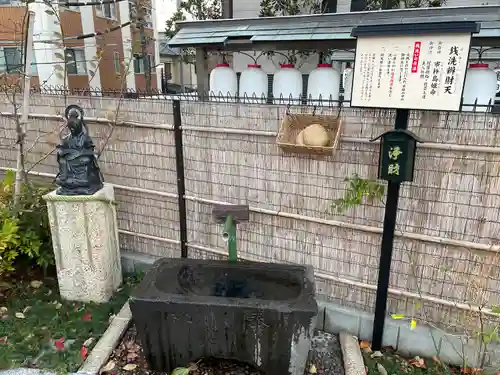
[[195, 47, 209, 100], [222, 0, 233, 18]]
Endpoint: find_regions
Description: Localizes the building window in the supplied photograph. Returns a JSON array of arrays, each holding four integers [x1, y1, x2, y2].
[[58, 0, 80, 11], [133, 54, 155, 74], [322, 0, 337, 12], [114, 52, 120, 73], [65, 48, 87, 75], [4, 47, 22, 73], [163, 62, 172, 80], [129, 0, 153, 28], [0, 47, 38, 75], [0, 47, 37, 75], [96, 2, 117, 19]]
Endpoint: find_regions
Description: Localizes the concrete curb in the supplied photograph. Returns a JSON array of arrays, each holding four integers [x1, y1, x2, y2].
[[339, 332, 365, 375], [0, 301, 131, 375]]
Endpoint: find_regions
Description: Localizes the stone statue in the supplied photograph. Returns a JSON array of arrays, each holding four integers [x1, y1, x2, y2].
[[55, 105, 104, 196]]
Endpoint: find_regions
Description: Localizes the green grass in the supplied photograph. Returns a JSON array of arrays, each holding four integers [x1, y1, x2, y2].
[[0, 272, 142, 373], [363, 347, 457, 375]]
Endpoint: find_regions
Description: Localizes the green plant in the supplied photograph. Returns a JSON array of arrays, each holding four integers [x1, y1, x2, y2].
[[0, 170, 54, 276], [331, 174, 385, 214]]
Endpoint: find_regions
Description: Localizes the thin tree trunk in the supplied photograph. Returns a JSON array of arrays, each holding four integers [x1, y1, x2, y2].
[[14, 11, 35, 205]]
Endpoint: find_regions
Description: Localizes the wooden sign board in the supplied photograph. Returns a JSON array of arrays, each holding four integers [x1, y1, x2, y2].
[[350, 33, 472, 111]]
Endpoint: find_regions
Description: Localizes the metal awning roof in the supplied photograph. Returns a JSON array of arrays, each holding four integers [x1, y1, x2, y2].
[[168, 5, 500, 50]]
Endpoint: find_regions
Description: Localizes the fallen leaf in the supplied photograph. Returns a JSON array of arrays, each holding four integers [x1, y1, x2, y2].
[[0, 281, 13, 290], [377, 363, 388, 375], [408, 356, 426, 368], [127, 352, 139, 361], [171, 368, 190, 375], [371, 351, 384, 358], [80, 346, 89, 360], [359, 340, 371, 349], [125, 340, 136, 350], [83, 337, 95, 347], [122, 364, 138, 371], [82, 312, 92, 321], [101, 360, 116, 373], [15, 312, 25, 319], [30, 280, 43, 288], [309, 364, 317, 374], [55, 338, 65, 350], [391, 314, 405, 319]]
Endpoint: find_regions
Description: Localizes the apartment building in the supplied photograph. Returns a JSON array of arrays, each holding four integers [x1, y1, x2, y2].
[[0, 0, 161, 91]]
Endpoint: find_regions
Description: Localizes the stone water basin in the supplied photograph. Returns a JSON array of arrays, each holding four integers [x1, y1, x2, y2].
[[130, 258, 318, 375]]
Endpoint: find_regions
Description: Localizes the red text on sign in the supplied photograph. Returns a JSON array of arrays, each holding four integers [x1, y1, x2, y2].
[[411, 42, 421, 73]]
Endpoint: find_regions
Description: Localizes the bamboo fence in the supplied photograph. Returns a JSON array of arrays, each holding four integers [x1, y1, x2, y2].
[[0, 94, 499, 332]]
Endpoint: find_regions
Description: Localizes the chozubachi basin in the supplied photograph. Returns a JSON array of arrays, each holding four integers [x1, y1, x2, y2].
[[130, 258, 318, 375]]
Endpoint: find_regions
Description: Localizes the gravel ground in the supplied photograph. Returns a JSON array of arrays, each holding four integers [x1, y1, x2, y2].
[[103, 325, 344, 375]]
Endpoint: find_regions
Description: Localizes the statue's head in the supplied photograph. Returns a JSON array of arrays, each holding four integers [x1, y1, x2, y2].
[[67, 112, 83, 135], [64, 105, 85, 136]]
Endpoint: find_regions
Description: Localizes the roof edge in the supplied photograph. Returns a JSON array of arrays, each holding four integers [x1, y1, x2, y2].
[[175, 5, 500, 29]]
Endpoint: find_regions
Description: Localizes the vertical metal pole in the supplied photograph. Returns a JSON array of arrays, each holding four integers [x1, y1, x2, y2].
[[173, 100, 188, 258], [371, 108, 409, 350], [223, 215, 237, 262]]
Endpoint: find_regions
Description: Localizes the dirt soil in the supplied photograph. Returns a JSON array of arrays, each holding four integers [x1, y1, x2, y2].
[[104, 325, 344, 375]]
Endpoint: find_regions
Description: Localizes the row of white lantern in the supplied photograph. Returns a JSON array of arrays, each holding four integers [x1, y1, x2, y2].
[[209, 62, 497, 111], [209, 63, 353, 105]]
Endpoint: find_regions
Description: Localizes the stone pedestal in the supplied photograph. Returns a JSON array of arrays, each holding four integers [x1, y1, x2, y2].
[[43, 183, 122, 303]]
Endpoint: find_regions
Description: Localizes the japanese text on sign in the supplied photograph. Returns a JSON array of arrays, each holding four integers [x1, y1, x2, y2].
[[351, 33, 471, 111], [387, 146, 403, 176]]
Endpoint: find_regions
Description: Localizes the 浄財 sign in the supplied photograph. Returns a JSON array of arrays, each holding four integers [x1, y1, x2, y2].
[[350, 33, 472, 111]]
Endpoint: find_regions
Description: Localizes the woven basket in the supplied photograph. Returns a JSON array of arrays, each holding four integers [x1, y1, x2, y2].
[[276, 113, 343, 156]]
